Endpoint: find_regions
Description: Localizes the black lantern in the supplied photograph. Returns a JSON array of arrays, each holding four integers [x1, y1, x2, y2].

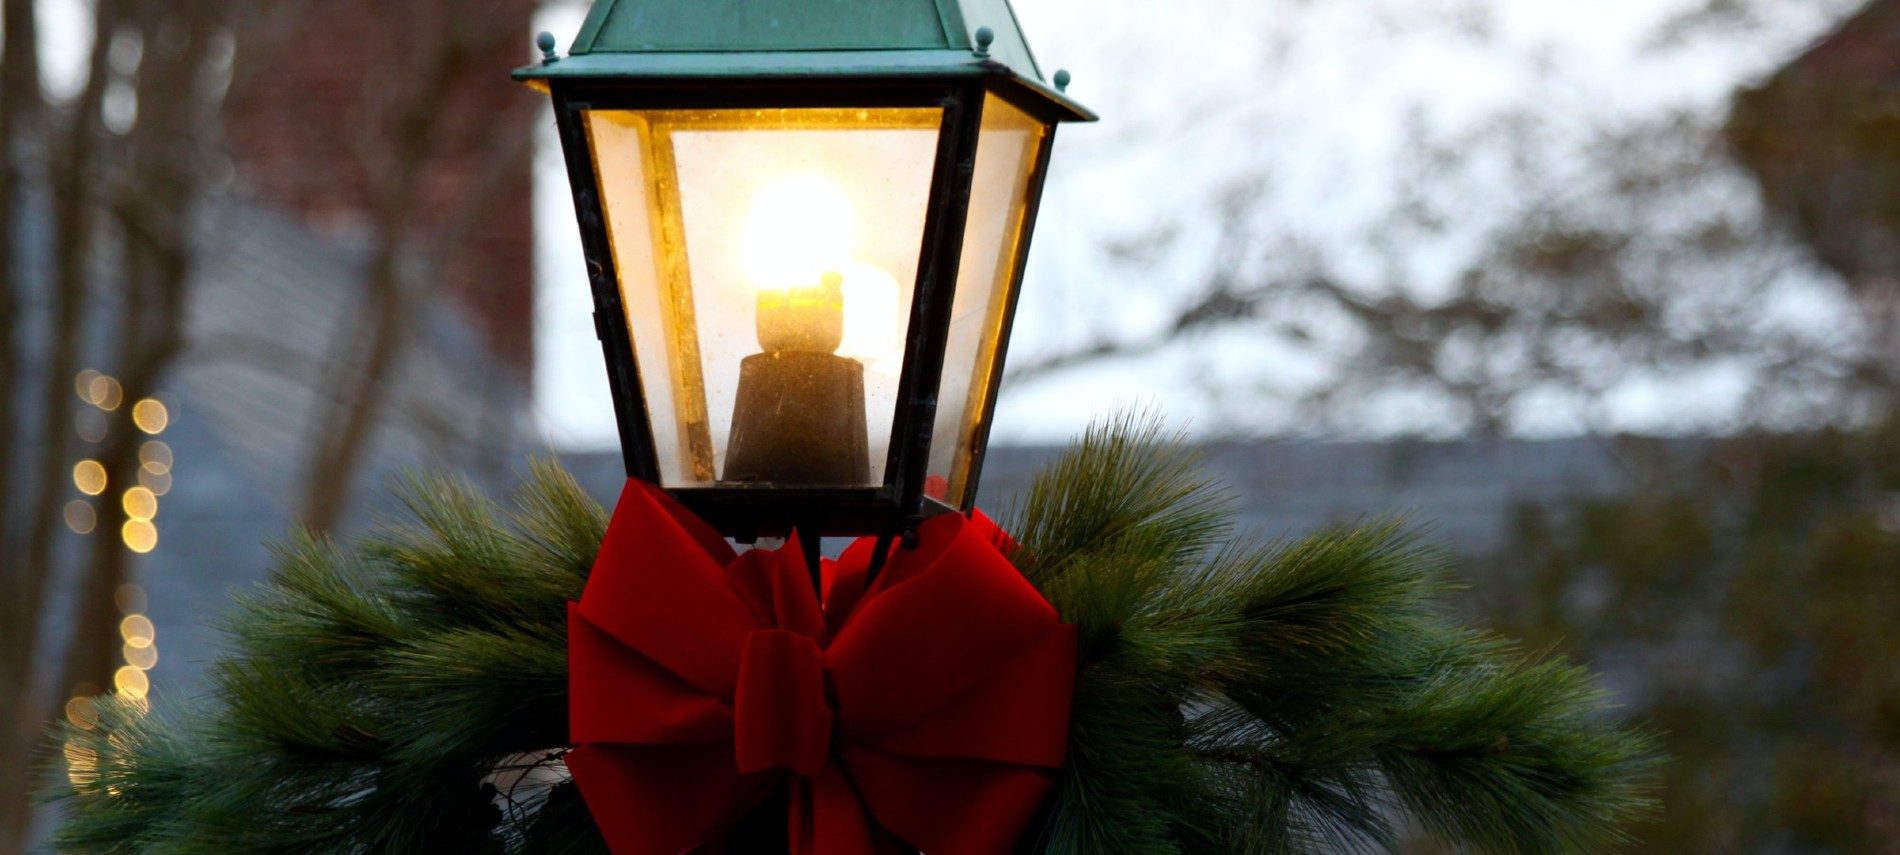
[[519, 0, 1093, 541]]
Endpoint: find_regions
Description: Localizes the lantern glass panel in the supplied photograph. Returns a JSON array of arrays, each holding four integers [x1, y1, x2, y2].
[[923, 94, 1049, 507], [585, 107, 942, 489]]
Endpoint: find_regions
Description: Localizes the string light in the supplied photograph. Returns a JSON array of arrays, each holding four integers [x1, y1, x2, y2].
[[87, 375, 123, 411], [123, 642, 158, 670], [63, 741, 97, 787], [122, 520, 157, 553], [139, 440, 172, 473], [64, 500, 97, 534], [113, 665, 148, 699], [65, 696, 100, 730], [120, 614, 155, 648], [73, 460, 107, 496], [75, 369, 102, 401], [122, 486, 158, 521], [130, 399, 169, 434], [139, 468, 172, 495]]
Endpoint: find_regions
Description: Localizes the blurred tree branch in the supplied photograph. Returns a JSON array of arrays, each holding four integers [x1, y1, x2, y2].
[[283, 0, 539, 533], [0, 2, 236, 851], [1009, 0, 1887, 437]]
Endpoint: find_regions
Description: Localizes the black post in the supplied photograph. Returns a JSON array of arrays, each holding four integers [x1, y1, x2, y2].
[[797, 522, 823, 597]]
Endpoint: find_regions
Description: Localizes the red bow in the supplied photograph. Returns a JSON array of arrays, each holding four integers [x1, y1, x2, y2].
[[567, 480, 1077, 855]]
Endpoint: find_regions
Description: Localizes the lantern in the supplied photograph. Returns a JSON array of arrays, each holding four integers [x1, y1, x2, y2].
[[520, 0, 1093, 540]]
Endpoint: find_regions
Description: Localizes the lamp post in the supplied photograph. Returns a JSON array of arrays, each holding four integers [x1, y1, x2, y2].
[[519, 0, 1092, 556]]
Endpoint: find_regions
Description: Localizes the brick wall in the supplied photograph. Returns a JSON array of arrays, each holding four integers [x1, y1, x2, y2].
[[222, 0, 540, 374]]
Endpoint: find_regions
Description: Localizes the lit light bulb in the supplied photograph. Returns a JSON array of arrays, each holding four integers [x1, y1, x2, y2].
[[723, 174, 877, 486], [743, 174, 860, 355], [837, 262, 903, 367], [743, 174, 856, 291]]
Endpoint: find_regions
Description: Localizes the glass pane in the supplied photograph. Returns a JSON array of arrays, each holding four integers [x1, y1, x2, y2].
[[924, 95, 1048, 508], [586, 107, 942, 489]]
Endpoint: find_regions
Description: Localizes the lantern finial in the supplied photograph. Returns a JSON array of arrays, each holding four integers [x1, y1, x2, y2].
[[536, 31, 559, 64], [974, 26, 995, 58]]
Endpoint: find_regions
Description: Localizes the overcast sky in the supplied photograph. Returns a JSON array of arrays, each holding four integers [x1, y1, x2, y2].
[[528, 0, 1862, 451], [34, 0, 1859, 450]]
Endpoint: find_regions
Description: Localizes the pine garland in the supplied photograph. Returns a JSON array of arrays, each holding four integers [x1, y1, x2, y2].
[[46, 417, 1657, 853]]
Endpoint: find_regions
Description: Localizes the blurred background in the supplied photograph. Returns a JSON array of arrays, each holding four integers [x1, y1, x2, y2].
[[3, 0, 1896, 851]]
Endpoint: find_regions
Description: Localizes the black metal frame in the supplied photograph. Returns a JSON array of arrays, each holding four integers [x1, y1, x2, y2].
[[549, 75, 1054, 539]]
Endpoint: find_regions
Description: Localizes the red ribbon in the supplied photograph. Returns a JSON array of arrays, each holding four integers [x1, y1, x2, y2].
[[567, 480, 1078, 855]]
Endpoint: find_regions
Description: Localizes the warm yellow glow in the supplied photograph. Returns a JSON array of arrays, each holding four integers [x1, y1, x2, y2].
[[115, 584, 147, 614], [75, 369, 103, 401], [74, 460, 107, 495], [64, 500, 97, 534], [743, 174, 856, 291], [113, 665, 149, 699], [65, 696, 100, 730], [120, 614, 155, 647], [122, 486, 158, 521], [837, 262, 904, 365], [122, 520, 157, 553], [139, 440, 173, 473], [124, 642, 158, 670], [131, 398, 169, 434], [88, 375, 123, 411], [139, 467, 172, 496], [64, 740, 97, 786]]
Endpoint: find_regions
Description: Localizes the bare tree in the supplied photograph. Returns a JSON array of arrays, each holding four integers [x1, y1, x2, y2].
[[0, 2, 231, 851], [212, 0, 543, 533], [1006, 0, 1883, 437]]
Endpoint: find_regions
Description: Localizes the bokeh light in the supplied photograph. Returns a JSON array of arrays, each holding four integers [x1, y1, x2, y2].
[[122, 486, 158, 521], [64, 740, 97, 786], [121, 520, 157, 553], [73, 460, 107, 495], [130, 398, 169, 434], [120, 614, 155, 648], [88, 375, 123, 411], [74, 369, 102, 401], [113, 665, 149, 699], [138, 467, 172, 495], [123, 642, 157, 670], [139, 440, 172, 473], [64, 696, 100, 730], [64, 500, 97, 534]]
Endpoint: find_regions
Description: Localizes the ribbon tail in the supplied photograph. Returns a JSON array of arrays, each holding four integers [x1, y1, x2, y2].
[[567, 743, 759, 855], [840, 747, 1057, 855], [788, 766, 877, 855]]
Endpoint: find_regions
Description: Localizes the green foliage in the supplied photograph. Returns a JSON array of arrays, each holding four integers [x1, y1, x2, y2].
[[48, 460, 606, 855], [46, 422, 1656, 853], [1015, 414, 1657, 853]]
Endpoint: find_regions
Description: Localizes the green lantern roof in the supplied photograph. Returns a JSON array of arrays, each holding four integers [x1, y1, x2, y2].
[[515, 0, 1093, 121]]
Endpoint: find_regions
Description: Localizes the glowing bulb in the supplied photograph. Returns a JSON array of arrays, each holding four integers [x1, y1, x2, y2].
[[74, 460, 108, 496], [743, 174, 856, 291], [122, 487, 157, 521], [120, 614, 155, 647], [131, 399, 168, 434], [113, 665, 148, 699], [837, 262, 903, 366]]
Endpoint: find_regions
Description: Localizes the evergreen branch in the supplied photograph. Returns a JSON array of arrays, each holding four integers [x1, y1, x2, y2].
[[45, 416, 1656, 852]]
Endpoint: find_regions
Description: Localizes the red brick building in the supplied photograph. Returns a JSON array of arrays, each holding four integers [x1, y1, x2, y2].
[[221, 0, 541, 373]]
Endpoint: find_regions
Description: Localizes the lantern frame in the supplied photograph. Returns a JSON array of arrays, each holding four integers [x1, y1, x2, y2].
[[522, 5, 1092, 540]]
